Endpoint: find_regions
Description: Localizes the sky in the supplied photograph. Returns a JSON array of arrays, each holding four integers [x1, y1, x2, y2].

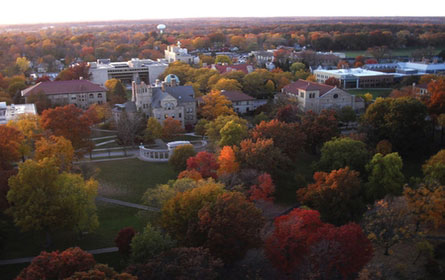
[[1, 0, 444, 25]]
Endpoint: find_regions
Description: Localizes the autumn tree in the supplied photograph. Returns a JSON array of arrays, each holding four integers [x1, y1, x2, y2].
[[364, 197, 416, 255], [265, 208, 372, 278], [17, 247, 96, 279], [116, 111, 144, 147], [404, 184, 445, 230], [115, 227, 136, 256], [0, 126, 24, 170], [426, 78, 445, 118], [0, 169, 16, 211], [56, 63, 91, 81], [297, 167, 365, 225], [212, 78, 242, 91], [217, 146, 239, 177], [104, 78, 127, 104], [130, 224, 176, 264], [337, 106, 356, 127], [142, 178, 198, 210], [187, 151, 219, 179], [249, 173, 275, 202], [161, 181, 225, 244], [199, 90, 235, 120], [40, 104, 93, 150], [251, 119, 306, 160], [35, 135, 75, 171], [325, 77, 340, 87], [362, 97, 427, 156], [178, 169, 203, 181], [376, 139, 392, 155], [198, 191, 265, 262], [422, 149, 445, 184], [214, 55, 231, 64], [66, 264, 136, 279], [275, 104, 300, 123], [301, 110, 339, 154], [366, 152, 405, 201], [162, 117, 184, 141], [169, 144, 196, 172], [317, 137, 369, 174], [126, 247, 223, 280], [238, 138, 289, 176], [218, 119, 248, 147], [7, 113, 42, 160], [144, 117, 162, 142], [7, 159, 98, 245], [205, 115, 248, 146]]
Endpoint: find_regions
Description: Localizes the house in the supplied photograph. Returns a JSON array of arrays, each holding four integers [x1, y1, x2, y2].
[[0, 102, 37, 125], [281, 80, 365, 113], [220, 90, 267, 114], [112, 101, 138, 123], [21, 79, 106, 110], [131, 74, 197, 128], [164, 42, 199, 65], [413, 83, 429, 95], [208, 63, 254, 74]]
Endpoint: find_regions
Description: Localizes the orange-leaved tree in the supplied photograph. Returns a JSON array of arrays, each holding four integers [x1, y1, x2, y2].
[[199, 90, 235, 120], [217, 146, 239, 177], [0, 125, 24, 170]]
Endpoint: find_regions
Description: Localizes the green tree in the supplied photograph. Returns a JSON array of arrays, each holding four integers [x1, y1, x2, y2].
[[205, 115, 248, 146], [422, 149, 445, 185], [212, 78, 242, 91], [16, 57, 30, 73], [366, 152, 405, 201], [144, 117, 162, 143], [214, 55, 231, 65], [7, 158, 98, 245], [218, 120, 248, 147], [142, 178, 197, 209], [317, 137, 369, 174], [130, 224, 176, 264], [104, 78, 127, 104], [337, 106, 356, 128], [290, 62, 306, 74], [168, 144, 196, 172]]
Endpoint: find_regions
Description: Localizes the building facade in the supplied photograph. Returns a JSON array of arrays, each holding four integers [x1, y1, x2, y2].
[[314, 68, 394, 89], [22, 80, 106, 110], [88, 58, 168, 86], [164, 42, 199, 64], [132, 74, 196, 127], [220, 90, 267, 114], [282, 80, 364, 113], [0, 102, 37, 124]]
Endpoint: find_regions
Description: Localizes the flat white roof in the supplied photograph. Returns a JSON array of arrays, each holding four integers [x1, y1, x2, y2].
[[0, 103, 37, 124], [314, 67, 392, 77]]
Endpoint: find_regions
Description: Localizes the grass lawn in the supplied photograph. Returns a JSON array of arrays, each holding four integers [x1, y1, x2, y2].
[[347, 88, 392, 99], [0, 202, 145, 279], [86, 158, 177, 204], [342, 47, 445, 58]]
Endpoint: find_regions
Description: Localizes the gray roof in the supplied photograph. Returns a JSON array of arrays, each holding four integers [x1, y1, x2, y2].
[[151, 86, 195, 108]]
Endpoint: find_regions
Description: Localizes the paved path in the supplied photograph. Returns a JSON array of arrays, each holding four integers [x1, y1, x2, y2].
[[75, 155, 136, 164], [95, 139, 116, 147], [92, 135, 117, 141], [96, 196, 160, 212], [0, 247, 118, 265]]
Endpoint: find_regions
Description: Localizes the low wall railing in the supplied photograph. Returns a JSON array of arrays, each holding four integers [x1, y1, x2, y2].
[[138, 140, 207, 162]]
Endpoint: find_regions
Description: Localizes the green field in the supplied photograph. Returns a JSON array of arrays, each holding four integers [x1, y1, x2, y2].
[[342, 48, 445, 58], [0, 158, 176, 279], [346, 88, 393, 99], [86, 158, 177, 204]]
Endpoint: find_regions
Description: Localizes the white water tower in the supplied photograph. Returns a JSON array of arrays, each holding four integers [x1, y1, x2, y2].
[[157, 24, 166, 34]]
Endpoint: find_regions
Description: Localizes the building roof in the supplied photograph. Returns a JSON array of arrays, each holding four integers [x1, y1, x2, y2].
[[22, 80, 105, 97], [415, 83, 429, 89], [151, 86, 195, 108], [221, 90, 255, 102], [0, 103, 37, 124], [283, 79, 335, 97], [314, 67, 392, 77], [209, 63, 253, 74]]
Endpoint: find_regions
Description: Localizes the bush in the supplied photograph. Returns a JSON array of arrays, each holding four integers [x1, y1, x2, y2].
[[115, 227, 136, 256]]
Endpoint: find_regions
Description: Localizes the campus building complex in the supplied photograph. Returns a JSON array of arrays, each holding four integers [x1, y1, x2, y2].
[[314, 68, 394, 89]]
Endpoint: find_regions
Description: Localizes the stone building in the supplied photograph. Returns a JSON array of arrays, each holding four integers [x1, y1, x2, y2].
[[220, 90, 267, 114], [21, 79, 106, 110], [0, 102, 37, 124], [132, 74, 196, 127], [164, 42, 199, 64], [282, 79, 364, 113]]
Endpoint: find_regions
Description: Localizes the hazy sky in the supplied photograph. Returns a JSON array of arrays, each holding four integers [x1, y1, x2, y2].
[[1, 0, 443, 25]]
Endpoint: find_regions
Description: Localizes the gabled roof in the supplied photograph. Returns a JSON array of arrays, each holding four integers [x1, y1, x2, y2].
[[415, 83, 429, 89], [22, 80, 105, 96], [283, 79, 335, 97], [209, 63, 253, 74], [221, 90, 255, 102], [151, 86, 195, 108]]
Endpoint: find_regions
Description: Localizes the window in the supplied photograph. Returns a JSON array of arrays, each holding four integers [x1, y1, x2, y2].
[[98, 93, 102, 98], [164, 114, 168, 119], [333, 94, 339, 99], [179, 113, 182, 118], [89, 94, 94, 99], [300, 92, 305, 98]]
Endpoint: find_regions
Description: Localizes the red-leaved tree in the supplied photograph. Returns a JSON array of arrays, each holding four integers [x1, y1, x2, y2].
[[265, 208, 373, 279], [17, 247, 96, 280], [301, 110, 339, 154], [115, 227, 136, 256], [187, 151, 219, 179], [249, 173, 275, 202]]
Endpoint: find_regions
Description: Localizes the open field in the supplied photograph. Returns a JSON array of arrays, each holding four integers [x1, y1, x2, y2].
[[342, 47, 445, 58]]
